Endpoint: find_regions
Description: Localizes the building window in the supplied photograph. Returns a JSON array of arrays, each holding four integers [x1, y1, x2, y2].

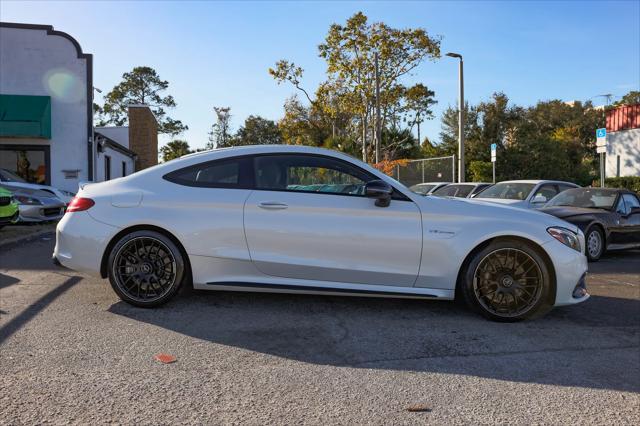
[[0, 145, 50, 184], [104, 156, 111, 181], [122, 161, 127, 177]]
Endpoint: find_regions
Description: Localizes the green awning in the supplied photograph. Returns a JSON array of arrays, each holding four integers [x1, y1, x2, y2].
[[0, 94, 52, 139]]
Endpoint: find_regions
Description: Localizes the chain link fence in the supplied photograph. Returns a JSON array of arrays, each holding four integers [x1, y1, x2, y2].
[[394, 156, 456, 188]]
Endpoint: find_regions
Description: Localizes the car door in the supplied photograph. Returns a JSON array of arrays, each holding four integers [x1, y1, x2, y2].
[[243, 154, 422, 287], [617, 193, 640, 245]]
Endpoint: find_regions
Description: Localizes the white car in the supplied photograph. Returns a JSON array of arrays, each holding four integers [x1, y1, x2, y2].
[[54, 146, 589, 321], [472, 180, 579, 209], [409, 182, 450, 195], [431, 182, 493, 198], [0, 168, 75, 204]]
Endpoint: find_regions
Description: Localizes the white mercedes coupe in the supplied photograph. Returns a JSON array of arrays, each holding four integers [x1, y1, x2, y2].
[[54, 146, 589, 321]]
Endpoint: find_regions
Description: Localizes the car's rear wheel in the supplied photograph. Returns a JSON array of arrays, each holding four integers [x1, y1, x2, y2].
[[585, 226, 604, 262], [107, 230, 186, 307], [461, 239, 553, 322]]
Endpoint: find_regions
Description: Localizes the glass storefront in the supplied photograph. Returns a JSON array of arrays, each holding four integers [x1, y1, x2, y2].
[[0, 146, 50, 184]]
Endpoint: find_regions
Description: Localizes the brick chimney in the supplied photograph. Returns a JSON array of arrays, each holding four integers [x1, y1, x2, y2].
[[128, 105, 158, 171]]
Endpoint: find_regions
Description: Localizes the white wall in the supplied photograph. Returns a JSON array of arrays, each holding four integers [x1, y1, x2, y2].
[[606, 128, 640, 178], [96, 148, 135, 182], [0, 25, 90, 193]]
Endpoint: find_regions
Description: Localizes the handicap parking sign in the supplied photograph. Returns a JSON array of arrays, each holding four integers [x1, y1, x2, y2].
[[596, 128, 606, 138]]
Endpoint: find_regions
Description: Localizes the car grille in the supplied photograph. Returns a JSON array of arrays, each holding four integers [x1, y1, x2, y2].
[[43, 207, 63, 217], [0, 196, 11, 206]]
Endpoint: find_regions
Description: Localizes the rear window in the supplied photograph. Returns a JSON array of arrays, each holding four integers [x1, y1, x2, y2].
[[433, 184, 474, 198], [163, 157, 249, 188]]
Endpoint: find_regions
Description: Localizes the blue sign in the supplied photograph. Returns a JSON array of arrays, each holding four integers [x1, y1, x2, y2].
[[490, 143, 497, 152], [596, 128, 606, 138]]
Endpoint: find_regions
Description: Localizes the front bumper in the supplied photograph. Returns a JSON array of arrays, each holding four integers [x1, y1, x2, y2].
[[542, 238, 590, 306], [0, 210, 19, 225], [18, 202, 65, 222]]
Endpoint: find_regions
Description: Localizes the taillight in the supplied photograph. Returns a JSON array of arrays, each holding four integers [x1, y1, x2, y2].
[[66, 197, 95, 212]]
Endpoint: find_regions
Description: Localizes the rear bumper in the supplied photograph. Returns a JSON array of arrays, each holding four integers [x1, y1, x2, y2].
[[53, 211, 119, 277]]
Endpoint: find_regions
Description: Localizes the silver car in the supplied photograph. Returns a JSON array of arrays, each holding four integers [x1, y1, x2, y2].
[[0, 184, 66, 222], [472, 180, 580, 209]]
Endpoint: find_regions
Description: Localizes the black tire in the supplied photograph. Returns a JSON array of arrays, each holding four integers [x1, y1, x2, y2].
[[460, 239, 554, 322], [107, 230, 186, 307], [585, 226, 604, 262]]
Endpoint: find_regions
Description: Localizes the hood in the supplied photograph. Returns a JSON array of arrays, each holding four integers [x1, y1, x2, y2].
[[415, 195, 580, 234], [471, 197, 527, 207], [540, 206, 608, 219], [0, 185, 57, 199]]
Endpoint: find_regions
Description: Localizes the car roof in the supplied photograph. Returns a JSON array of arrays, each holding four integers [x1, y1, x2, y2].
[[496, 179, 578, 185]]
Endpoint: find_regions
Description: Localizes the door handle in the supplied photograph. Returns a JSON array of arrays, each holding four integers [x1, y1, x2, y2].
[[258, 201, 288, 210]]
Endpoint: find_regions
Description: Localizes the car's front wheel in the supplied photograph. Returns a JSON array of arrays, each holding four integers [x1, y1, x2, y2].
[[585, 226, 604, 262], [461, 239, 553, 322], [107, 230, 186, 307]]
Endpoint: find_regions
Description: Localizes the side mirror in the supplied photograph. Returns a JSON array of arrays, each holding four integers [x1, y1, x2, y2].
[[365, 180, 392, 207]]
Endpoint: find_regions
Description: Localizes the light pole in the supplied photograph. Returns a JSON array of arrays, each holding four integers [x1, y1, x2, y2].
[[446, 52, 464, 182]]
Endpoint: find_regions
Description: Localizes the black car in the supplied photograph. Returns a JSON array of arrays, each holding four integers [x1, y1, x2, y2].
[[541, 188, 640, 261]]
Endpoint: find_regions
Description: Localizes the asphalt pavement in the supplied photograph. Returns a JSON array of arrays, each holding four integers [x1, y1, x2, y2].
[[1, 237, 639, 425]]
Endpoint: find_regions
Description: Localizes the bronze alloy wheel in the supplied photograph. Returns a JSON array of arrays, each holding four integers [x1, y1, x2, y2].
[[472, 248, 544, 319], [112, 236, 178, 303]]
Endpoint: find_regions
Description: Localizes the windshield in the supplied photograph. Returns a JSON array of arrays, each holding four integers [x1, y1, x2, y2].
[[0, 169, 27, 183], [475, 182, 535, 200], [433, 184, 474, 198], [546, 188, 617, 209], [409, 184, 436, 195]]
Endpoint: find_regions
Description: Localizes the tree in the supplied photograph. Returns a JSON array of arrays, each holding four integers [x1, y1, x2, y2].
[[207, 107, 233, 149], [234, 116, 283, 146], [615, 90, 640, 106], [160, 140, 192, 162], [270, 12, 441, 161], [96, 66, 187, 136]]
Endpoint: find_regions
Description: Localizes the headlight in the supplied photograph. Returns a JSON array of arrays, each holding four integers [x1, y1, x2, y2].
[[15, 195, 43, 205], [547, 227, 580, 252]]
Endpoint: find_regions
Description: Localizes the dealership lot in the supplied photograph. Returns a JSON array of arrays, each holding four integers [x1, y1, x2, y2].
[[1, 238, 639, 424]]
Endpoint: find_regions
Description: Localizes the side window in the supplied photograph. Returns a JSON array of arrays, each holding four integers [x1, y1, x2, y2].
[[615, 197, 627, 215], [164, 157, 249, 188], [532, 184, 559, 203], [622, 194, 640, 214], [254, 155, 373, 196]]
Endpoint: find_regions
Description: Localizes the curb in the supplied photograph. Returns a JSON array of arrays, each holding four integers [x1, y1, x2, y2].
[[0, 229, 56, 252]]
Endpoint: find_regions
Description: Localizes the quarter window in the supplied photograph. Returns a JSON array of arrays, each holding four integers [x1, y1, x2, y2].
[[164, 157, 249, 188], [622, 194, 640, 214]]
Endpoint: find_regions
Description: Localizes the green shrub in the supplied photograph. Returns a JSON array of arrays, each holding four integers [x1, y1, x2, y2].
[[592, 176, 640, 193]]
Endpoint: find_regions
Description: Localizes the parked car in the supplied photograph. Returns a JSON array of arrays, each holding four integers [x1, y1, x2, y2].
[[0, 184, 66, 223], [0, 186, 19, 229], [431, 183, 493, 198], [0, 168, 75, 204], [472, 180, 579, 209], [54, 145, 589, 321], [540, 188, 640, 261], [409, 182, 450, 195]]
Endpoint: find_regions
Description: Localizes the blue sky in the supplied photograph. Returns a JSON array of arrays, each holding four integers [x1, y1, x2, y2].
[[2, 0, 639, 150]]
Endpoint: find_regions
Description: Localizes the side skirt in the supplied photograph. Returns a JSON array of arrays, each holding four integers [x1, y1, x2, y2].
[[205, 281, 453, 300]]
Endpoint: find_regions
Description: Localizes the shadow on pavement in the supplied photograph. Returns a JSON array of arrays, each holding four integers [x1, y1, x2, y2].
[[0, 273, 20, 289], [109, 285, 640, 393], [0, 276, 81, 345]]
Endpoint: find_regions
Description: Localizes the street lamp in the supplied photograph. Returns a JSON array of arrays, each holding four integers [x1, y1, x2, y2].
[[446, 52, 465, 182]]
